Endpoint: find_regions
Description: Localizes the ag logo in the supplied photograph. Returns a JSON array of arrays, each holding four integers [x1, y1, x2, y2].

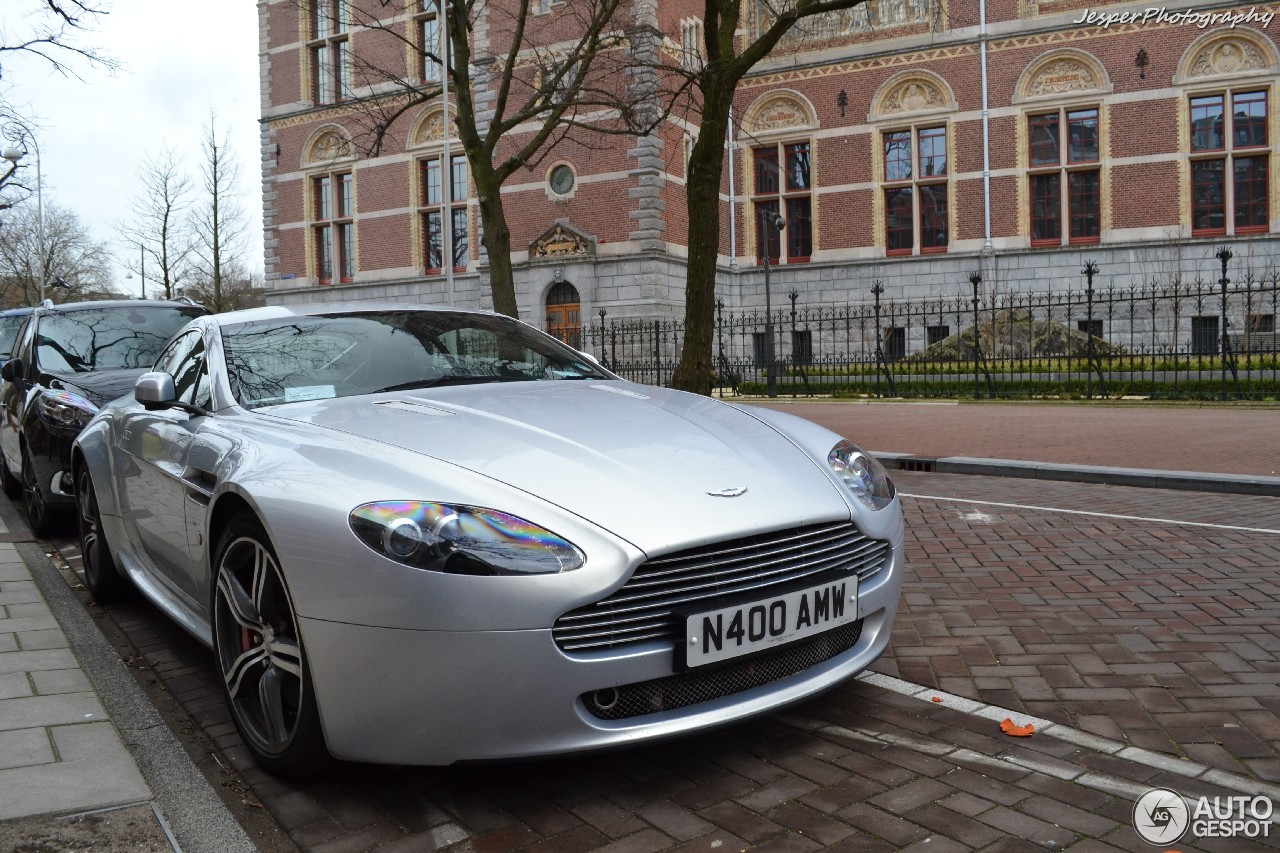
[[1133, 788, 1189, 845]]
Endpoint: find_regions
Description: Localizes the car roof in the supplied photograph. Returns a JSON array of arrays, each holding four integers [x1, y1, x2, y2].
[[34, 299, 205, 315], [0, 307, 33, 317], [210, 302, 497, 326]]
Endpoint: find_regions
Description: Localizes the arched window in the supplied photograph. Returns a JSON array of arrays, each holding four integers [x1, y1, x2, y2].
[[870, 72, 958, 256], [303, 128, 357, 285], [743, 93, 819, 264], [545, 282, 581, 349], [1175, 31, 1278, 237]]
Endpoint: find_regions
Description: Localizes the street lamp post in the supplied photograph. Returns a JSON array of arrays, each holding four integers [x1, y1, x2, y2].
[[1216, 245, 1234, 401], [758, 207, 785, 398], [3, 135, 47, 304], [969, 272, 984, 399], [1082, 260, 1099, 400]]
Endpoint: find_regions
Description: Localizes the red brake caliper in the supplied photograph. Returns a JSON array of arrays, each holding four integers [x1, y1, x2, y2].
[[241, 627, 258, 652]]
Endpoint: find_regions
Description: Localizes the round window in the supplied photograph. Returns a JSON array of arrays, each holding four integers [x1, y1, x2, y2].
[[549, 164, 575, 196]]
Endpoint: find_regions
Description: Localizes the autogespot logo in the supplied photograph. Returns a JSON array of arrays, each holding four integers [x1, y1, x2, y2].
[[1134, 788, 1189, 845]]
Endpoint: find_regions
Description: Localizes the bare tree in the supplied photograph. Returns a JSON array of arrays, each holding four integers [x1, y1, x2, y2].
[[301, 0, 678, 318], [2, 1, 118, 208], [0, 116, 37, 215], [0, 0, 118, 76], [118, 147, 196, 300], [670, 0, 871, 395], [182, 260, 265, 312], [191, 113, 247, 312], [0, 200, 118, 306]]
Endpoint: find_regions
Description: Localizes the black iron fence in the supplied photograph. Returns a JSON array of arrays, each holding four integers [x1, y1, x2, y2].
[[575, 269, 1280, 401]]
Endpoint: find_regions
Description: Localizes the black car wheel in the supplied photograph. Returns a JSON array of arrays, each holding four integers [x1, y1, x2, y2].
[[0, 452, 20, 499], [77, 467, 127, 601], [21, 445, 60, 537], [213, 515, 328, 778]]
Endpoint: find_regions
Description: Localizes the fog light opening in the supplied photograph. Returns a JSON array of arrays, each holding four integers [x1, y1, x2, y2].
[[591, 687, 620, 712]]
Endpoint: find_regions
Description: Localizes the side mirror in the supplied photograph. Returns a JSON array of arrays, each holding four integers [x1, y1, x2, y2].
[[577, 350, 602, 367], [0, 359, 18, 382], [135, 372, 178, 410]]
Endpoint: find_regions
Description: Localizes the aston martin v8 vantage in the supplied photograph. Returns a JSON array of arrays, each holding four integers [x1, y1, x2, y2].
[[72, 304, 904, 775]]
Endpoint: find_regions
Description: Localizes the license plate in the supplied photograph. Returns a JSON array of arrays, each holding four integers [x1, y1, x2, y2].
[[679, 576, 858, 670]]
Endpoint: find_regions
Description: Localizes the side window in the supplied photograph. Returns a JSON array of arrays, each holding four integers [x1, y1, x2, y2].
[[172, 337, 210, 411], [155, 332, 211, 411], [155, 331, 199, 376], [13, 317, 35, 372]]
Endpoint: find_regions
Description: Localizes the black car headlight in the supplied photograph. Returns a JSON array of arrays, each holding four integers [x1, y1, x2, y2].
[[35, 389, 100, 432], [827, 440, 896, 511], [349, 501, 585, 575]]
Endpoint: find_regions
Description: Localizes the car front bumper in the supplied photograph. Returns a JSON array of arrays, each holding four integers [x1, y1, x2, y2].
[[300, 539, 904, 765]]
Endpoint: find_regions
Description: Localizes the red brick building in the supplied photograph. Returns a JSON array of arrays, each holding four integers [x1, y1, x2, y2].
[[258, 0, 1279, 340]]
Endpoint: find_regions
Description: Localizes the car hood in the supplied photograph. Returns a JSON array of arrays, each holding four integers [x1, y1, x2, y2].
[[47, 368, 148, 409], [261, 381, 853, 552]]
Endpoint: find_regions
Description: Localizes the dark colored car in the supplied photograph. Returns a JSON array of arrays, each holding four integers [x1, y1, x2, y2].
[[0, 307, 33, 367], [0, 299, 208, 534]]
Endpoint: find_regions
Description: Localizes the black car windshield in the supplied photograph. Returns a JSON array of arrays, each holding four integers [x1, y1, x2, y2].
[[221, 310, 612, 409], [36, 305, 206, 373]]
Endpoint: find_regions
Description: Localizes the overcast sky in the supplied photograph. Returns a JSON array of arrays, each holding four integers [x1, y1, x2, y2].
[[3, 1, 264, 294]]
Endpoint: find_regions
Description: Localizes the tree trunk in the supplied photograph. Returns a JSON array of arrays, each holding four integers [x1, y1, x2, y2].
[[672, 92, 733, 396], [474, 165, 519, 319]]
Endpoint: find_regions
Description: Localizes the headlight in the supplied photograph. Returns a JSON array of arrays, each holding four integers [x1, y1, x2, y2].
[[349, 501, 585, 575], [827, 440, 896, 511], [35, 390, 100, 432]]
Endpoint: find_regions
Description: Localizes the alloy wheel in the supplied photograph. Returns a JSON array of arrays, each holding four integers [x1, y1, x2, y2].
[[76, 467, 124, 600], [21, 446, 54, 536], [214, 533, 306, 756]]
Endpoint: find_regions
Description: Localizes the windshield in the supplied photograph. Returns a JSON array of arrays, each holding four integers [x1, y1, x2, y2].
[[0, 314, 27, 358], [35, 305, 206, 373], [221, 310, 611, 409]]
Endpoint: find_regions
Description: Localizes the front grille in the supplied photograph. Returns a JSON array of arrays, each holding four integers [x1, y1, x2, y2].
[[554, 522, 890, 653], [582, 620, 864, 720]]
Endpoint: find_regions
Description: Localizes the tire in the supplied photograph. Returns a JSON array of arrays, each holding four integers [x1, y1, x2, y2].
[[212, 515, 329, 778], [0, 452, 20, 499], [76, 466, 128, 602], [21, 444, 61, 537]]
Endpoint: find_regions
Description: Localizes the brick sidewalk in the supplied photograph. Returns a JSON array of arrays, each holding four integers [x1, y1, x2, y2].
[[749, 401, 1280, 477]]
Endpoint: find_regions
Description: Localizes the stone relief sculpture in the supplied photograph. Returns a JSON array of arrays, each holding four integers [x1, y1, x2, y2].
[[306, 130, 354, 165], [413, 111, 459, 146], [880, 80, 947, 114], [749, 96, 812, 133], [1188, 39, 1268, 78], [1025, 59, 1099, 98], [530, 223, 594, 258], [770, 0, 931, 44]]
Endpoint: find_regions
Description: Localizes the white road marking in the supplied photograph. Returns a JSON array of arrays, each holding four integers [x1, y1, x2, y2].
[[847, 671, 1280, 803], [901, 492, 1280, 535]]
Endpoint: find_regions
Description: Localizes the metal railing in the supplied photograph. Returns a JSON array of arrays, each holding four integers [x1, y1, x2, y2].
[[570, 268, 1280, 401]]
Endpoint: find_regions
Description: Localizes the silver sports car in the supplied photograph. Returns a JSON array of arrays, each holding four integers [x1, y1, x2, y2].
[[73, 304, 904, 775]]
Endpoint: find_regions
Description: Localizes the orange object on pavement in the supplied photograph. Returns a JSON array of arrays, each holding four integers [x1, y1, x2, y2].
[[1000, 718, 1035, 737]]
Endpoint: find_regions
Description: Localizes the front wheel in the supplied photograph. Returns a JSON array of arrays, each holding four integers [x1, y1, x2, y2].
[[77, 466, 127, 602], [21, 445, 61, 537], [212, 515, 329, 778], [1, 451, 20, 499]]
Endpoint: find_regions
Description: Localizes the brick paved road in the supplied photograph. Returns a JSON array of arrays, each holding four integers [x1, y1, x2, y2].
[[49, 473, 1280, 852], [750, 401, 1280, 477]]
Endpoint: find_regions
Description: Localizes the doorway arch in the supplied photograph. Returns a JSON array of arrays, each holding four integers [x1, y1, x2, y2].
[[545, 281, 581, 348]]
